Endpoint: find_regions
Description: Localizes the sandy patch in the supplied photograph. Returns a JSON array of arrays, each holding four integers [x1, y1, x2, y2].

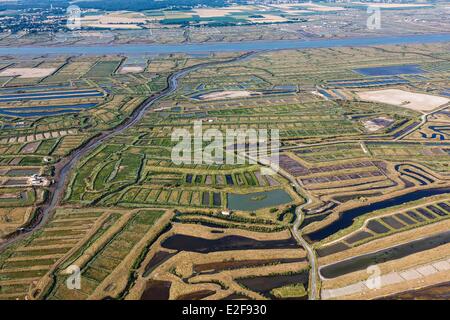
[[198, 90, 260, 101], [356, 89, 449, 112], [21, 141, 40, 154], [0, 67, 56, 78], [119, 66, 144, 74], [0, 207, 32, 236]]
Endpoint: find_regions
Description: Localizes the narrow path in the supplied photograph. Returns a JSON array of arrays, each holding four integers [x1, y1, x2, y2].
[[285, 173, 319, 300]]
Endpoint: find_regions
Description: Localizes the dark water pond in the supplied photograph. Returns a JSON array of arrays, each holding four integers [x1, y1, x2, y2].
[[6, 168, 40, 176], [236, 271, 309, 299], [1, 34, 450, 55]]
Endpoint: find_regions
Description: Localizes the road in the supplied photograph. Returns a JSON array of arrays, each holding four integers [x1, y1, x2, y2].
[[237, 152, 319, 299], [0, 51, 257, 251], [279, 169, 319, 300]]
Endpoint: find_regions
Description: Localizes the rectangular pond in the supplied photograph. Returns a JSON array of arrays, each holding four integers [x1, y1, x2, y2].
[[353, 64, 424, 76]]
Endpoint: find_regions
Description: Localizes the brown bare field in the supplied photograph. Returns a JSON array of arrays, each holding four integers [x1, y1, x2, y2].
[[356, 89, 449, 112], [304, 183, 450, 240], [0, 67, 56, 78]]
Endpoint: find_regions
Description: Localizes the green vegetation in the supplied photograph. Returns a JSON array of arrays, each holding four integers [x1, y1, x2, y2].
[[271, 283, 307, 299]]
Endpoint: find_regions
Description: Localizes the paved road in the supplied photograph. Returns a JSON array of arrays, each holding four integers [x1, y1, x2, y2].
[[0, 51, 257, 251]]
